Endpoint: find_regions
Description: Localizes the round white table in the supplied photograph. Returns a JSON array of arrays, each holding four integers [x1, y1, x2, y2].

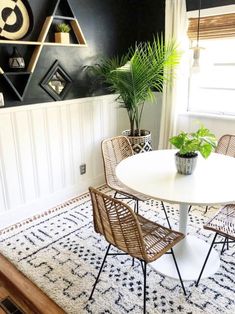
[[116, 149, 235, 281]]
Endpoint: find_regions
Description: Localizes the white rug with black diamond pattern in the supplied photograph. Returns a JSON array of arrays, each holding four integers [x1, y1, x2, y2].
[[0, 186, 234, 314]]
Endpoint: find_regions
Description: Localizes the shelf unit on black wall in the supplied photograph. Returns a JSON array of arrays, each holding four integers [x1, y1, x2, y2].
[[0, 0, 87, 101]]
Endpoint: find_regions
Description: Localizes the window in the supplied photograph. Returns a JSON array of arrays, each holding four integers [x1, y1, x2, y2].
[[188, 37, 235, 115], [187, 6, 235, 116]]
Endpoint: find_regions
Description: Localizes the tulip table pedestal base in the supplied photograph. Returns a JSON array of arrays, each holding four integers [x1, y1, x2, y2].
[[150, 235, 220, 281]]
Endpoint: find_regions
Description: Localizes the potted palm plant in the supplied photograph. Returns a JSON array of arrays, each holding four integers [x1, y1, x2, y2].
[[169, 125, 217, 175], [88, 36, 181, 153]]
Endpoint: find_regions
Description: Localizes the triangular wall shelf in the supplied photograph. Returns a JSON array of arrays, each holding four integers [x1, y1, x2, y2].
[[0, 0, 87, 101], [53, 0, 75, 18], [2, 72, 32, 101]]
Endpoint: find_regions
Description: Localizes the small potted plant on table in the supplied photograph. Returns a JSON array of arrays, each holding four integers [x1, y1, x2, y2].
[[55, 23, 71, 44], [169, 125, 217, 175]]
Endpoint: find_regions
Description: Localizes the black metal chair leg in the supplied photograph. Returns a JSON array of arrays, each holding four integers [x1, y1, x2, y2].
[[132, 257, 135, 266], [161, 201, 171, 229], [143, 261, 147, 314], [140, 260, 144, 274], [188, 205, 192, 213], [89, 244, 111, 300], [221, 236, 227, 255], [196, 233, 218, 287], [170, 248, 187, 295], [221, 236, 229, 255], [135, 199, 139, 214]]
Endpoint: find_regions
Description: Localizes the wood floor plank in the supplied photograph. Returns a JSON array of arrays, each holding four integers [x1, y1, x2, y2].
[[0, 253, 65, 314]]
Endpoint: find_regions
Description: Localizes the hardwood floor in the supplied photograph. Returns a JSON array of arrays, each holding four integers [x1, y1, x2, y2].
[[0, 281, 33, 313], [0, 254, 65, 314]]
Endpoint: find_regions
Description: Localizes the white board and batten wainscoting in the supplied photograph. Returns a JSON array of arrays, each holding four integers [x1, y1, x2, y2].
[[0, 95, 116, 227], [1, 92, 233, 229], [0, 94, 161, 228]]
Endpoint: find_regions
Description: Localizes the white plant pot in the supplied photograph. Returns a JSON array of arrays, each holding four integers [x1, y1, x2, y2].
[[175, 152, 198, 175]]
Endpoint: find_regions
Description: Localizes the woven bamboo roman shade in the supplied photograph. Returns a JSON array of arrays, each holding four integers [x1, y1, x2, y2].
[[188, 13, 235, 39]]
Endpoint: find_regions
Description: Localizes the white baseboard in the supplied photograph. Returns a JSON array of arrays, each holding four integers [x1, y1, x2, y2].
[[0, 175, 104, 229]]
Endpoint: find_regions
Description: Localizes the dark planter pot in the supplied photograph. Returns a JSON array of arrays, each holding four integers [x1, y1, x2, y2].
[[175, 152, 198, 175], [122, 129, 152, 154]]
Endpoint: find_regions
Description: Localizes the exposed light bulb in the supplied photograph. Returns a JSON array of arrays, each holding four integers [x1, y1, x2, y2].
[[192, 47, 201, 72], [191, 46, 205, 74]]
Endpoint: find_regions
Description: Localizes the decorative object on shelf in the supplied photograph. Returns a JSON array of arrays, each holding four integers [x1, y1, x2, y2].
[[169, 124, 217, 175], [0, 0, 87, 102], [40, 60, 72, 101], [8, 46, 25, 70], [55, 23, 71, 44], [0, 0, 34, 40], [0, 93, 4, 107], [87, 36, 180, 153]]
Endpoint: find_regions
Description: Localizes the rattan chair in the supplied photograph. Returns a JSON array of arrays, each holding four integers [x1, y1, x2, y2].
[[216, 134, 235, 157], [101, 136, 171, 227], [189, 134, 235, 214], [196, 204, 235, 286], [88, 187, 186, 314]]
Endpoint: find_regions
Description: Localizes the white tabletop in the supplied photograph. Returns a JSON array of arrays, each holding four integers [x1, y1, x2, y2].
[[116, 149, 235, 206], [116, 149, 235, 280]]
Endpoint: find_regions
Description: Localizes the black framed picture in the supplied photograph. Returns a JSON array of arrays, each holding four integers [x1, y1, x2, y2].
[[40, 60, 72, 101]]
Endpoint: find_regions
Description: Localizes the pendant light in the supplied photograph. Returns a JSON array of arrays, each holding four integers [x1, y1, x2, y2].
[[192, 0, 203, 71]]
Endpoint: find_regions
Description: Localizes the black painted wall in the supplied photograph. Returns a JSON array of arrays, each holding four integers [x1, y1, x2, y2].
[[0, 0, 166, 107], [0, 0, 233, 107], [0, 0, 129, 106]]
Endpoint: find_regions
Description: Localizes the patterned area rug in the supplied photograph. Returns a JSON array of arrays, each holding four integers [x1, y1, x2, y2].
[[0, 186, 234, 314]]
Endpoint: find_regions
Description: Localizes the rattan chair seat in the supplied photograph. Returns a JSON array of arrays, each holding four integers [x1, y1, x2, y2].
[[89, 187, 186, 312], [90, 186, 184, 263], [113, 183, 149, 201], [89, 187, 186, 313], [196, 204, 235, 286], [137, 214, 184, 261], [204, 204, 235, 240]]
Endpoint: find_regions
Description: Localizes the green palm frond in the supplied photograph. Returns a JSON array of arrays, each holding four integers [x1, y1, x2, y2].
[[87, 35, 181, 135]]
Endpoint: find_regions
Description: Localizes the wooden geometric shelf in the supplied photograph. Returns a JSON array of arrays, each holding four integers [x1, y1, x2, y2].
[[0, 0, 87, 101], [2, 72, 32, 101]]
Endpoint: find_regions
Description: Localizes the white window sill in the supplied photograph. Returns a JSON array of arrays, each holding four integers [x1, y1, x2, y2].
[[178, 111, 235, 121]]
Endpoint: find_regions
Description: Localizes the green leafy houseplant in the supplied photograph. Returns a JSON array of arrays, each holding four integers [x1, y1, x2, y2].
[[169, 125, 217, 159], [56, 23, 71, 33], [88, 36, 181, 136]]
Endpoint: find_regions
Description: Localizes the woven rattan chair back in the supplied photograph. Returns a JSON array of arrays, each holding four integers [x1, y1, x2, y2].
[[101, 136, 134, 190], [193, 134, 235, 216], [89, 187, 186, 311], [216, 134, 235, 157], [89, 186, 147, 260]]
